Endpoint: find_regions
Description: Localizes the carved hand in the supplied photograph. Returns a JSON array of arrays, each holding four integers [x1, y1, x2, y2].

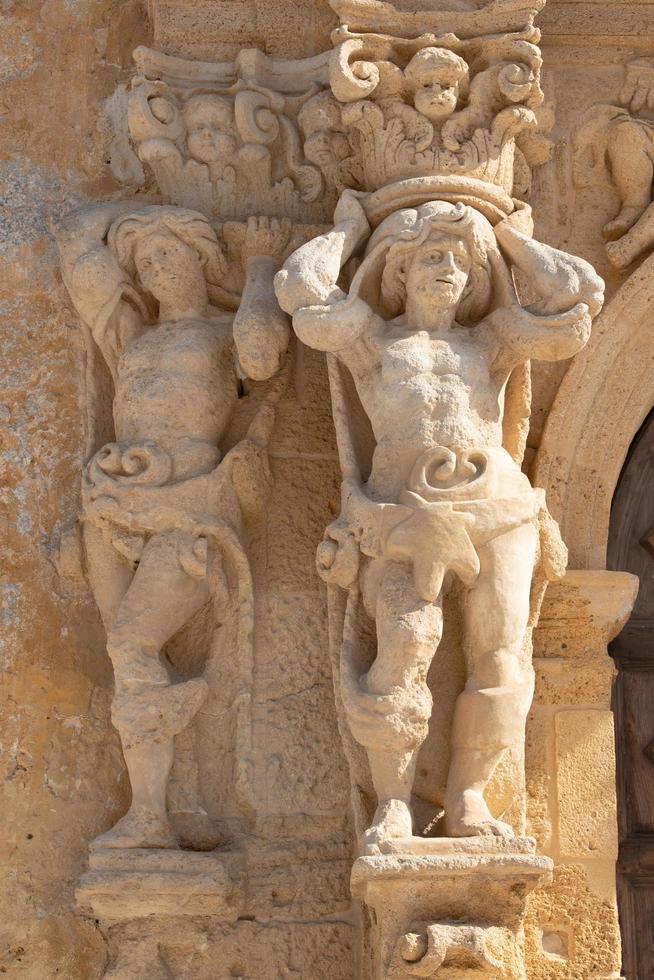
[[242, 215, 292, 266]]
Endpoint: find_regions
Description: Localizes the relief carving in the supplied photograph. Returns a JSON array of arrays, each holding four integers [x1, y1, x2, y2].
[[57, 203, 292, 849], [574, 58, 654, 269], [50, 0, 609, 974], [392, 921, 505, 976], [126, 46, 335, 222], [275, 188, 603, 851], [329, 28, 544, 194]]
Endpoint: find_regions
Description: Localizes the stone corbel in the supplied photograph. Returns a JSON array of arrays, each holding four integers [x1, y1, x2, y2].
[[393, 921, 504, 975], [352, 845, 552, 980]]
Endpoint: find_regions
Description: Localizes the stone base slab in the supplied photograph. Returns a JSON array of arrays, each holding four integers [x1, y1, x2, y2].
[[76, 847, 244, 922], [369, 834, 539, 857]]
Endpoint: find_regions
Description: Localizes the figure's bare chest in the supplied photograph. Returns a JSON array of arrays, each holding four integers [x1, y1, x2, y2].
[[120, 318, 233, 379], [377, 331, 488, 387]]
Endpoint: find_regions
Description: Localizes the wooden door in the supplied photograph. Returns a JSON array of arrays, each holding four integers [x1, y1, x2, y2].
[[608, 408, 654, 980]]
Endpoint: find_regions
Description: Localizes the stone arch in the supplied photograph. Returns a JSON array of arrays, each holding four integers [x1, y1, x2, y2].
[[533, 252, 654, 570]]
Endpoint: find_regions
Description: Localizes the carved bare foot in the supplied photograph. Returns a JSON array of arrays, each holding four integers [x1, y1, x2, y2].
[[93, 807, 178, 850], [363, 799, 413, 853], [603, 206, 643, 241], [605, 237, 635, 269], [444, 790, 514, 839]]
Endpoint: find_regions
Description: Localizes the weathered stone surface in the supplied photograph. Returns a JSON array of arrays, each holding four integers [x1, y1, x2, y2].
[[1, 0, 645, 976], [525, 864, 622, 979], [555, 709, 618, 859]]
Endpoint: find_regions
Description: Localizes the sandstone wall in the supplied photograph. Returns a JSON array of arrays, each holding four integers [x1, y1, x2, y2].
[[0, 0, 649, 977]]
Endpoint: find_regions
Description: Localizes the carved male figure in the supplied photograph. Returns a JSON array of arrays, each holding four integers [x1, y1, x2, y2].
[[276, 192, 602, 847], [58, 205, 290, 849]]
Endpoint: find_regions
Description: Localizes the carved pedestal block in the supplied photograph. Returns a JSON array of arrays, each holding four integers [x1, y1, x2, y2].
[[76, 846, 244, 920], [352, 841, 552, 979], [76, 848, 243, 978]]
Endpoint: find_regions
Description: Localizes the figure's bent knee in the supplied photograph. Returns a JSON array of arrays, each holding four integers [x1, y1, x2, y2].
[[468, 647, 529, 692], [106, 623, 167, 687]]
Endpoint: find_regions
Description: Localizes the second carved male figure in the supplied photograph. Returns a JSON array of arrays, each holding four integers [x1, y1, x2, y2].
[[276, 190, 603, 850]]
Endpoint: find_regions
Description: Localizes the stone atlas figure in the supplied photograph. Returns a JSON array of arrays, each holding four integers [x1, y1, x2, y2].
[[57, 203, 291, 849], [276, 189, 604, 850]]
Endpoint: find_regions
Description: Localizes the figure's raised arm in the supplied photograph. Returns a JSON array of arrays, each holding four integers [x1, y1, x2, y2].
[[233, 216, 293, 382], [55, 202, 147, 379], [274, 191, 376, 353], [487, 222, 604, 367]]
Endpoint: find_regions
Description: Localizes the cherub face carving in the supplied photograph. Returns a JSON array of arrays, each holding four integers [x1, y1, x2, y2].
[[183, 95, 237, 169], [405, 48, 469, 125], [298, 91, 351, 176]]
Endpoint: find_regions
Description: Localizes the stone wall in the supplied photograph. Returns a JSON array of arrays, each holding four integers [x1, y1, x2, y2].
[[1, 0, 651, 977]]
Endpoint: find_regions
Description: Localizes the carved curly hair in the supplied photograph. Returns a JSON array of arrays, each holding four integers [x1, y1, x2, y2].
[[107, 206, 227, 295]]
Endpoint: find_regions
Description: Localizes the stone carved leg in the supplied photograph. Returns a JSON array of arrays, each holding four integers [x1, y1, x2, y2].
[[360, 560, 444, 848], [83, 520, 136, 630], [604, 120, 654, 239], [445, 522, 537, 838], [87, 528, 210, 849]]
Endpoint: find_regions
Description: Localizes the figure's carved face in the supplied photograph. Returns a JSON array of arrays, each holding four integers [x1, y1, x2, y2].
[[184, 97, 237, 167], [404, 233, 471, 310], [133, 229, 207, 312], [304, 131, 350, 170], [412, 68, 460, 123]]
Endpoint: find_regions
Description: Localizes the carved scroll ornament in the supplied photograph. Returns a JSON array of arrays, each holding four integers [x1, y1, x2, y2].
[[126, 46, 335, 222], [328, 28, 545, 194]]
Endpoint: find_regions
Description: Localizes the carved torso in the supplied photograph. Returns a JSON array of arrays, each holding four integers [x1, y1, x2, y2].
[[114, 314, 237, 458], [341, 319, 506, 498]]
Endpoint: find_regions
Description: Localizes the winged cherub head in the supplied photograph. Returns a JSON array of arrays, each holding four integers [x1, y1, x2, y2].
[[405, 48, 469, 125]]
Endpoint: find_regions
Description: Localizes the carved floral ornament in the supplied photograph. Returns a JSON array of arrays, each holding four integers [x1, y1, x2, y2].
[[125, 0, 550, 224]]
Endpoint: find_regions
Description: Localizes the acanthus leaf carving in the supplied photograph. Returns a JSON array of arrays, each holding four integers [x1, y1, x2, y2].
[[326, 24, 544, 195]]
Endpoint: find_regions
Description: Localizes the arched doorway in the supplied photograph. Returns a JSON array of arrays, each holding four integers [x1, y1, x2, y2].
[[608, 407, 654, 979]]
